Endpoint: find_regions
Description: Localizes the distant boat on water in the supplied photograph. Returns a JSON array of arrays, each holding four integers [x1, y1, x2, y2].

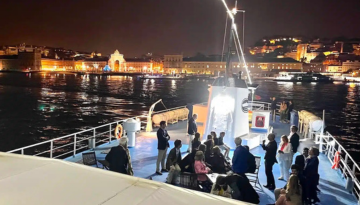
[[274, 72, 334, 83]]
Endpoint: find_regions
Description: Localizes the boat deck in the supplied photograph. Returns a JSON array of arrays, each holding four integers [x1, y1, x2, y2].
[[65, 118, 357, 205]]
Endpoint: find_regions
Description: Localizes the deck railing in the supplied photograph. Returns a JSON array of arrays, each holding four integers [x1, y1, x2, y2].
[[6, 100, 272, 159], [316, 132, 360, 201]]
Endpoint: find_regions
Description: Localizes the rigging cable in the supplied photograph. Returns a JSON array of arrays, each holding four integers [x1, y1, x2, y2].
[[221, 14, 229, 62]]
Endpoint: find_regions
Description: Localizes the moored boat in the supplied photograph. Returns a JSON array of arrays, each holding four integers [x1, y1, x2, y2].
[[274, 72, 334, 83]]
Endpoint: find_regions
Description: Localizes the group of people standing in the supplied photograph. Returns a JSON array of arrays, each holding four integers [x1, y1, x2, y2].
[[104, 112, 320, 205], [261, 125, 320, 205]]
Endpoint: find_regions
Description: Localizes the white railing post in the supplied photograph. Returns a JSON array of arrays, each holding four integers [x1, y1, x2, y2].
[[73, 134, 77, 157], [50, 140, 53, 158], [109, 124, 112, 143], [21, 149, 24, 155], [93, 128, 96, 138]]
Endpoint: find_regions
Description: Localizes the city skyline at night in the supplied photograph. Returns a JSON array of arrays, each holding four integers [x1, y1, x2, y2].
[[0, 0, 360, 57]]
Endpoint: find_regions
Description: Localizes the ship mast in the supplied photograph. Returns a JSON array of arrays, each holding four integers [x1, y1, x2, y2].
[[221, 0, 252, 86]]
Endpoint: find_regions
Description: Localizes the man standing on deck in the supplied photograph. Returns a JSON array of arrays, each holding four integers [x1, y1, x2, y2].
[[156, 121, 170, 175], [289, 125, 300, 160], [187, 114, 198, 153], [261, 133, 278, 190]]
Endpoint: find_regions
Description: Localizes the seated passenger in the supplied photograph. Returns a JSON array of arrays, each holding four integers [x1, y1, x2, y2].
[[208, 146, 230, 174], [166, 139, 182, 184], [211, 131, 219, 146], [275, 175, 302, 205], [203, 135, 214, 164], [224, 174, 260, 204], [218, 132, 230, 159], [194, 151, 213, 192], [180, 148, 197, 173], [210, 175, 232, 198], [191, 132, 201, 151], [105, 137, 133, 175]]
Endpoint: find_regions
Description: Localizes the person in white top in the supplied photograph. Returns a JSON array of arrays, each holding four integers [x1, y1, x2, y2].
[[277, 135, 293, 181]]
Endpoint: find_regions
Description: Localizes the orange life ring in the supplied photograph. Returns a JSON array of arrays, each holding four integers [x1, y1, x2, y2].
[[332, 151, 340, 169], [115, 124, 123, 139]]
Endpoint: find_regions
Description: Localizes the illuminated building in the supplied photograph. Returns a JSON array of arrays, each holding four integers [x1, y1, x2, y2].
[[296, 44, 308, 61], [164, 55, 302, 74], [249, 45, 283, 55], [163, 55, 183, 74], [0, 50, 41, 71], [326, 65, 343, 72], [124, 58, 153, 73], [41, 58, 75, 71], [342, 60, 360, 72]]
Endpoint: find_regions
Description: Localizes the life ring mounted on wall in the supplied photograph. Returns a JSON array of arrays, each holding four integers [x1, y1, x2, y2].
[[115, 124, 123, 139]]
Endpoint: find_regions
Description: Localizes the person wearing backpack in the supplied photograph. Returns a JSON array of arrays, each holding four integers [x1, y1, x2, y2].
[[244, 145, 256, 173]]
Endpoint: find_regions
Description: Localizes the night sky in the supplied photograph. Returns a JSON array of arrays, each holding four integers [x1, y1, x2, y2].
[[1, 0, 360, 57]]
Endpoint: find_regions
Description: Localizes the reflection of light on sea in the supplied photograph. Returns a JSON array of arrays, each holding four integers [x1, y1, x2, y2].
[[171, 80, 177, 89]]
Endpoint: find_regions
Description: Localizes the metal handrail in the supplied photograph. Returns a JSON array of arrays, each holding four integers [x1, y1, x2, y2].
[[317, 131, 360, 199], [6, 100, 273, 159]]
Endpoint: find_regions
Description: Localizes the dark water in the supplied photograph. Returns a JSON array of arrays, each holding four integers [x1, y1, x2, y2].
[[0, 73, 359, 160]]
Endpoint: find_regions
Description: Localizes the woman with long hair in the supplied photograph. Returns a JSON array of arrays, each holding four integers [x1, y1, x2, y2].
[[277, 135, 292, 181], [211, 131, 219, 146], [191, 132, 201, 150], [276, 175, 302, 205]]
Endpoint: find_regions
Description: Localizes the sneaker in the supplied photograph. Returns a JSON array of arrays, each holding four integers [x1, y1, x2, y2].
[[161, 169, 169, 172], [156, 171, 162, 175], [278, 176, 284, 180]]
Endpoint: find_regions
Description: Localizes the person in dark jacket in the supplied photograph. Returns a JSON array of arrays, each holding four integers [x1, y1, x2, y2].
[[261, 133, 278, 190], [156, 121, 170, 175], [166, 139, 182, 184], [208, 146, 230, 174], [232, 137, 249, 176], [304, 147, 320, 204], [187, 114, 198, 153], [180, 148, 198, 173], [244, 145, 256, 173], [295, 147, 309, 171], [289, 125, 300, 158], [203, 135, 214, 164], [218, 131, 230, 159], [105, 137, 133, 175], [224, 174, 260, 204], [191, 132, 201, 150]]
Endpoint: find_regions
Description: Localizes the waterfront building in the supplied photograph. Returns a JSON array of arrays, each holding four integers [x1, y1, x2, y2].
[[326, 65, 343, 72], [41, 58, 75, 71], [163, 55, 183, 74], [124, 58, 153, 73], [164, 55, 302, 75], [0, 50, 41, 71], [342, 60, 360, 72], [303, 63, 325, 72]]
